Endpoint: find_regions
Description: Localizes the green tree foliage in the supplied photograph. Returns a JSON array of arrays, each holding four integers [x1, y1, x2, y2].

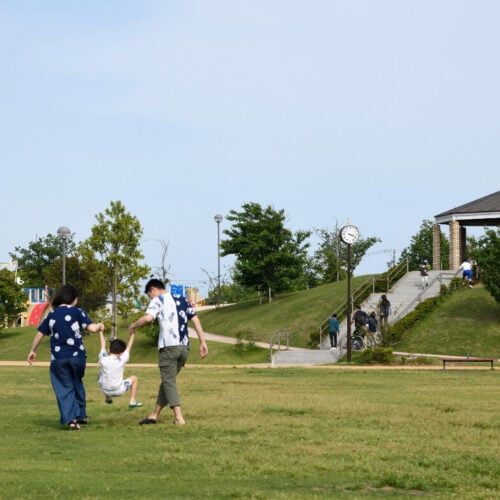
[[469, 228, 500, 302], [10, 233, 76, 287], [399, 219, 449, 270], [0, 269, 27, 330], [43, 253, 109, 313], [86, 201, 150, 336], [220, 203, 311, 302], [313, 227, 380, 283]]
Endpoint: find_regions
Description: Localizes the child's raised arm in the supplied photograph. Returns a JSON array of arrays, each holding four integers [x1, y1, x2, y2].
[[99, 330, 106, 351], [126, 330, 135, 353]]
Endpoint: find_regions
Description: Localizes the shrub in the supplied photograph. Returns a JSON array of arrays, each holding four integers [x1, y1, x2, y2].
[[234, 329, 256, 354], [358, 346, 395, 364], [308, 329, 320, 348]]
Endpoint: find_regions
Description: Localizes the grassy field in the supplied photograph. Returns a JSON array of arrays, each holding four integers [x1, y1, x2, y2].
[[1, 365, 498, 499], [0, 325, 270, 365], [1, 282, 498, 366], [1, 283, 499, 497]]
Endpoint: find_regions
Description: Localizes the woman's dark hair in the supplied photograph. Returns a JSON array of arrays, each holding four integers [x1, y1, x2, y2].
[[109, 339, 127, 354], [144, 279, 165, 294], [52, 284, 79, 307]]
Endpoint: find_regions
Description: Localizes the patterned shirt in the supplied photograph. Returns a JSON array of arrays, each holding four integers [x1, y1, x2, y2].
[[38, 305, 93, 360], [146, 293, 196, 349]]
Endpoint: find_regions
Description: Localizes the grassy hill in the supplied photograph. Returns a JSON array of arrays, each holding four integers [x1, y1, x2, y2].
[[395, 285, 500, 358], [198, 276, 369, 347], [1, 279, 498, 363]]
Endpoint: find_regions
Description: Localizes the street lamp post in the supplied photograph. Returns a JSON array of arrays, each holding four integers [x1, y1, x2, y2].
[[214, 214, 223, 308], [57, 226, 71, 285]]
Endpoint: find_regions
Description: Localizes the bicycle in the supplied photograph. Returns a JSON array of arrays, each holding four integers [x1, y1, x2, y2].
[[351, 327, 365, 351]]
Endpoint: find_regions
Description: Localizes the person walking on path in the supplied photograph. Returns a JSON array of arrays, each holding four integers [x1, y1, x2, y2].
[[328, 313, 339, 349], [27, 284, 105, 430], [129, 279, 208, 426], [98, 330, 142, 408], [419, 260, 430, 289]]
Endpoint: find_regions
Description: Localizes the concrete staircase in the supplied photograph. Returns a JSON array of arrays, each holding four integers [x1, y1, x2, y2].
[[273, 269, 460, 366], [271, 347, 339, 366]]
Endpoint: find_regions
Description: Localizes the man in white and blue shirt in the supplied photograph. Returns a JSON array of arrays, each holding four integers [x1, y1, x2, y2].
[[128, 279, 208, 426]]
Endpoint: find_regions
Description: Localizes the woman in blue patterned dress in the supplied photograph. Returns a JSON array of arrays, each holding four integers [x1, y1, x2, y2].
[[28, 284, 105, 430]]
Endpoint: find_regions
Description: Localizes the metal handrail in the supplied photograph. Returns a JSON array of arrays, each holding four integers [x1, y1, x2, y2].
[[269, 330, 290, 361], [317, 259, 409, 347], [390, 269, 461, 324]]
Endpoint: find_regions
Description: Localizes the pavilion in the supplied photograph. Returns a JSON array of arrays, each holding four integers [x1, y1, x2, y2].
[[433, 190, 500, 270]]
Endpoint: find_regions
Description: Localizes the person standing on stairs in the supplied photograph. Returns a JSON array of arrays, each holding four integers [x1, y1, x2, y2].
[[328, 313, 339, 349]]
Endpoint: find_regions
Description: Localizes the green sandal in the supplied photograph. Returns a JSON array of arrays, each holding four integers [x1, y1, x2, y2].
[[128, 401, 143, 409]]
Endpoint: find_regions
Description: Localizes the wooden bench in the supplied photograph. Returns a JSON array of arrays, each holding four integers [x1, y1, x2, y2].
[[440, 357, 496, 370]]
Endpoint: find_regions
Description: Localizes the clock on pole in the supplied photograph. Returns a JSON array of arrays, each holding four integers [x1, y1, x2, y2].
[[339, 223, 359, 362], [340, 225, 359, 245]]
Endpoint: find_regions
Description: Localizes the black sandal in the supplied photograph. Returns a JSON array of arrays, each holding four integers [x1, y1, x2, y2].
[[139, 418, 157, 425], [76, 418, 88, 425], [68, 420, 81, 430]]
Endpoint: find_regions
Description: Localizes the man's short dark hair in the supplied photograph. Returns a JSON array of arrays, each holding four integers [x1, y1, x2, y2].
[[144, 279, 166, 294], [109, 339, 127, 354]]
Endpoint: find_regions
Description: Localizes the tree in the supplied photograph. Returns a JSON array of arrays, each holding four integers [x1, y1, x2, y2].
[[399, 219, 449, 270], [313, 227, 380, 283], [10, 233, 76, 288], [43, 252, 109, 313], [86, 201, 150, 338], [147, 239, 171, 284], [468, 228, 500, 302], [220, 203, 311, 302], [0, 269, 27, 330], [202, 266, 253, 304]]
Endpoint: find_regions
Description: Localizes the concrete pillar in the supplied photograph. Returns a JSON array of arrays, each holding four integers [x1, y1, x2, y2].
[[432, 224, 441, 270], [460, 226, 467, 263], [449, 220, 461, 270]]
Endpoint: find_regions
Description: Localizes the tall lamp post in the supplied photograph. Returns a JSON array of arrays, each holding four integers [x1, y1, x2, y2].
[[214, 214, 223, 308], [339, 224, 359, 362], [57, 226, 71, 285]]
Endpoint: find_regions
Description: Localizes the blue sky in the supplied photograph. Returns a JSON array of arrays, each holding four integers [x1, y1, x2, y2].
[[1, 1, 498, 296]]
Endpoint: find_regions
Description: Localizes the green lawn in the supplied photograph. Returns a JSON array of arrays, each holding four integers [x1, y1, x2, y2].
[[396, 286, 500, 358], [1, 281, 499, 365], [1, 366, 498, 498], [0, 325, 270, 365]]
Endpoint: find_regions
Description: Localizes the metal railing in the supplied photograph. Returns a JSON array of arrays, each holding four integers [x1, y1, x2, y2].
[[317, 259, 409, 347], [269, 330, 290, 362], [390, 269, 461, 324]]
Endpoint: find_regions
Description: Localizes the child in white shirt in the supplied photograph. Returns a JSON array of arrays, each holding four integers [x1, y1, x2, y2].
[[98, 331, 142, 408]]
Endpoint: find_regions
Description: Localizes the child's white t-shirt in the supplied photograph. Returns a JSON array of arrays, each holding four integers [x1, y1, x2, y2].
[[98, 349, 130, 391]]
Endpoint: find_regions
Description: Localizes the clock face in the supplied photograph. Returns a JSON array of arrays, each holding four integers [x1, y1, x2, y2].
[[340, 225, 359, 244]]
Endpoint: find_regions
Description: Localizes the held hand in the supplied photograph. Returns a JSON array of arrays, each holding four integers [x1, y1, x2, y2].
[[128, 325, 136, 335]]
